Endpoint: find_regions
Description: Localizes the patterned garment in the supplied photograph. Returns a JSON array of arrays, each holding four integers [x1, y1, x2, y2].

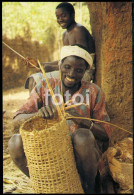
[[15, 78, 112, 139], [24, 71, 60, 89]]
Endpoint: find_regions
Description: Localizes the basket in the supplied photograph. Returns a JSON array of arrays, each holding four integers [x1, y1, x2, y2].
[[20, 115, 84, 193]]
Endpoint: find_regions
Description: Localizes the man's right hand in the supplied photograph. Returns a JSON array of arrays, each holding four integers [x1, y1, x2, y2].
[[37, 105, 58, 119], [24, 57, 39, 68]]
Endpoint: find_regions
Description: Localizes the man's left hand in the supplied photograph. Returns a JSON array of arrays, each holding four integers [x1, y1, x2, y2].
[[65, 107, 92, 128]]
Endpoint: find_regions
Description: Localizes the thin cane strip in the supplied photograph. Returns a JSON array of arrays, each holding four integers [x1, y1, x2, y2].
[[65, 114, 133, 135], [64, 104, 132, 134], [64, 99, 72, 106], [2, 41, 40, 70], [64, 102, 88, 109], [58, 60, 65, 116], [46, 119, 48, 128], [64, 99, 89, 108], [37, 59, 63, 117]]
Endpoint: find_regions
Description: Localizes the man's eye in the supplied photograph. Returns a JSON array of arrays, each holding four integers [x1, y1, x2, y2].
[[77, 69, 84, 73], [56, 14, 66, 20], [62, 14, 66, 17], [64, 65, 71, 69]]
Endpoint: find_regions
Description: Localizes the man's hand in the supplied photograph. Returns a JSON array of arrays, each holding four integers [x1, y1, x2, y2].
[[38, 105, 58, 119], [44, 64, 59, 72], [65, 107, 92, 128], [24, 57, 39, 68]]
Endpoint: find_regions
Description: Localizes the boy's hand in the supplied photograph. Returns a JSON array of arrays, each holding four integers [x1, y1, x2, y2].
[[38, 105, 58, 119], [24, 57, 39, 68]]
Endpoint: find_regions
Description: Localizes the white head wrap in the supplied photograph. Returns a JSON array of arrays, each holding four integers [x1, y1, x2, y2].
[[60, 45, 95, 68]]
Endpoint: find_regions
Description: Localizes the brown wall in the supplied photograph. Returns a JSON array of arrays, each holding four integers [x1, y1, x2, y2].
[[87, 2, 132, 143], [2, 34, 54, 90]]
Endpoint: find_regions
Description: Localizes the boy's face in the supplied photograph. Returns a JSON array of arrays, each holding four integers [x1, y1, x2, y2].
[[55, 8, 74, 29], [61, 56, 87, 89]]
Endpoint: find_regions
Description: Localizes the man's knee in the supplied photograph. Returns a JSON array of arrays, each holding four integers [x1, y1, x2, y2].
[[8, 134, 29, 177], [8, 134, 23, 149], [72, 128, 100, 161], [72, 128, 95, 148], [8, 134, 24, 161]]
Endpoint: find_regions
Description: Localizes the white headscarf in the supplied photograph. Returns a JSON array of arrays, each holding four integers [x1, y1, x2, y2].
[[60, 45, 95, 68]]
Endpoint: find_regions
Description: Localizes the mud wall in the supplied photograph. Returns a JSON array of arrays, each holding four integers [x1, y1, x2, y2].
[[87, 2, 132, 143], [2, 34, 55, 90]]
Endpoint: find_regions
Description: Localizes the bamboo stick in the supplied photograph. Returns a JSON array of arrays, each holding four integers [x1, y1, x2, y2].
[[2, 41, 40, 70]]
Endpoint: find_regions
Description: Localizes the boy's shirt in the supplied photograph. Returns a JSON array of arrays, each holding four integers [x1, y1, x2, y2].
[[14, 78, 112, 138]]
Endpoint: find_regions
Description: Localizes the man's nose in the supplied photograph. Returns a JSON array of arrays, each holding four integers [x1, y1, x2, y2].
[[58, 17, 63, 22], [69, 68, 75, 77]]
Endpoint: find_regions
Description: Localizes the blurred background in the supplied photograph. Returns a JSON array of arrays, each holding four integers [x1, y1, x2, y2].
[[2, 2, 91, 90]]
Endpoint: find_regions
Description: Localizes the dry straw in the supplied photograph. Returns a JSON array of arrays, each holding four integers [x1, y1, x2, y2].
[[19, 60, 84, 193]]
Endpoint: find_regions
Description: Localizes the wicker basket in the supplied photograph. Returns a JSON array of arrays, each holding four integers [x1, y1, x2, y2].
[[20, 115, 84, 193]]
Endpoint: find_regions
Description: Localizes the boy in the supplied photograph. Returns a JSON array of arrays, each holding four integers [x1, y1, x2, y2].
[[25, 2, 95, 92]]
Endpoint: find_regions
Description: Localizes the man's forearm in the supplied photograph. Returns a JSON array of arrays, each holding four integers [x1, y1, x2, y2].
[[13, 113, 37, 129], [74, 119, 109, 141], [42, 60, 59, 66], [71, 117, 108, 141], [41, 61, 59, 72], [90, 123, 109, 141]]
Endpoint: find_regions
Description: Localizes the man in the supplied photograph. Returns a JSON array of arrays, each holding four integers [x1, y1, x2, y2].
[[8, 45, 112, 193], [25, 2, 95, 92]]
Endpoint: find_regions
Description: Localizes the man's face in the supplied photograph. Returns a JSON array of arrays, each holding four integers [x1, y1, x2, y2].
[[61, 56, 87, 88], [55, 8, 74, 29]]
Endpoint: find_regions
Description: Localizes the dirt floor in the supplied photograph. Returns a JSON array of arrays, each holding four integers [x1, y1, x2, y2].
[[3, 87, 34, 194]]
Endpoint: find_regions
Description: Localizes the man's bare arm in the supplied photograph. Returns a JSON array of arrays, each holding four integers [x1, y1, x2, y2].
[[13, 113, 38, 130], [66, 108, 109, 142], [13, 105, 58, 130], [42, 61, 59, 72], [24, 57, 59, 72]]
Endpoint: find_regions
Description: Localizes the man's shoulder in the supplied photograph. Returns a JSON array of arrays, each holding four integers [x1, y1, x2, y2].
[[63, 30, 67, 37], [74, 23, 89, 33], [41, 77, 60, 87], [74, 24, 94, 43], [81, 81, 102, 92]]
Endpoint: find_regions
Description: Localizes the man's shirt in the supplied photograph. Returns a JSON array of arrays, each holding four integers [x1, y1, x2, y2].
[[14, 78, 112, 138]]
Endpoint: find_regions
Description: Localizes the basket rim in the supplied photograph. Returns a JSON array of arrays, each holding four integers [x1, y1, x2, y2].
[[19, 114, 66, 134]]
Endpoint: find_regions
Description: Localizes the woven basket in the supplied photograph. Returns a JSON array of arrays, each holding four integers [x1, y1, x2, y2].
[[20, 115, 84, 193]]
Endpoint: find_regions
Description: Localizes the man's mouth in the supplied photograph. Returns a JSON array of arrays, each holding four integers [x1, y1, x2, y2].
[[66, 76, 75, 82], [59, 22, 66, 27]]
